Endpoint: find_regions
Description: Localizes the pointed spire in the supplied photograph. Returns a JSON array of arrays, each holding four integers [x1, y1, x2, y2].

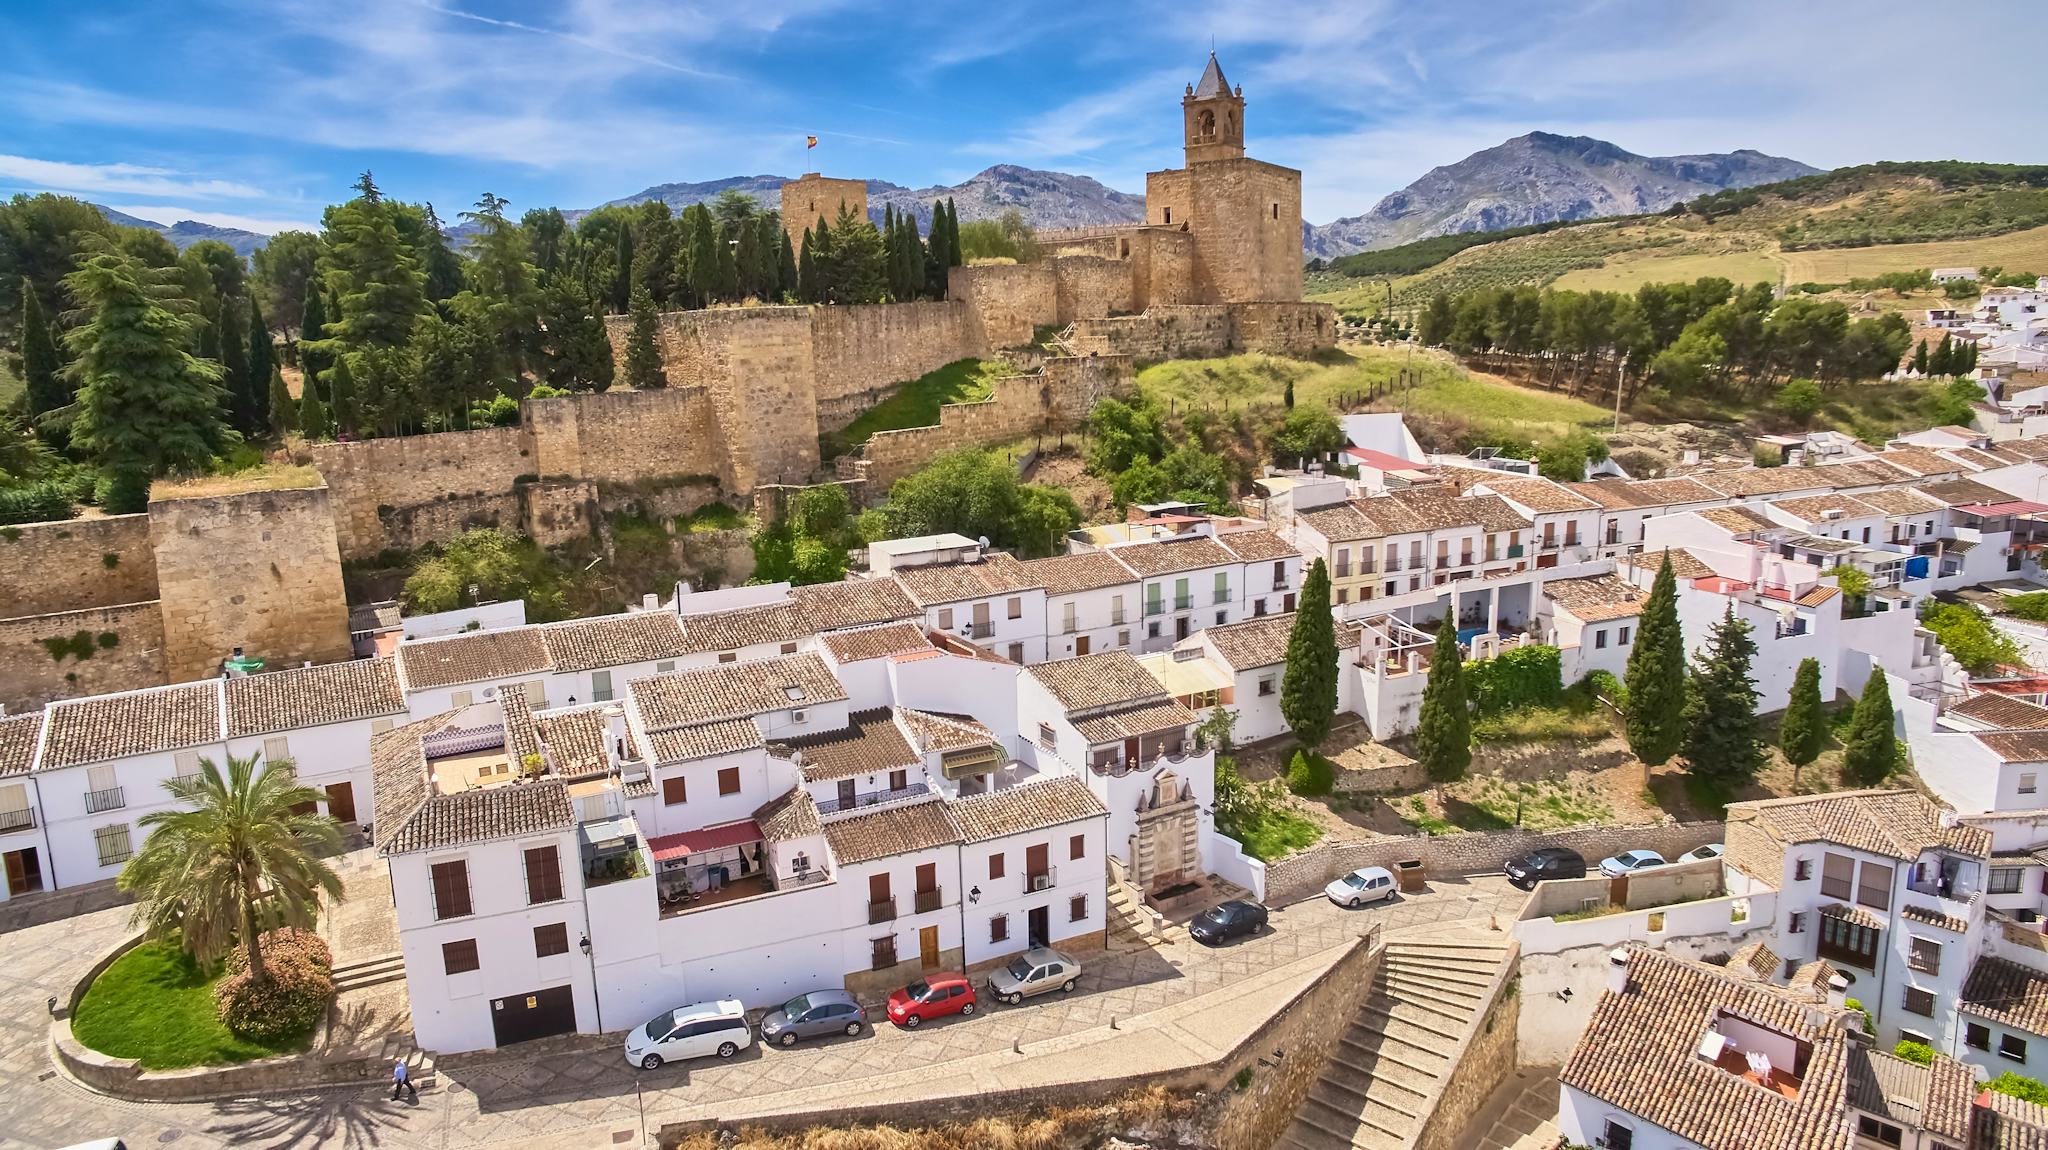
[[1193, 52, 1232, 100]]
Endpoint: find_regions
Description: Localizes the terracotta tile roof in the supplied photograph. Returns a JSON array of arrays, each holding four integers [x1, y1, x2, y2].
[[501, 683, 542, 767], [948, 775, 1106, 843], [1766, 494, 1885, 524], [41, 681, 223, 769], [755, 787, 822, 841], [1105, 535, 1240, 578], [1696, 467, 1834, 497], [1821, 902, 1886, 930], [1925, 1054, 1977, 1141], [1199, 612, 1360, 671], [1727, 789, 1989, 861], [1020, 551, 1141, 596], [1029, 651, 1170, 713], [674, 601, 810, 654], [224, 657, 406, 737], [1624, 547, 1715, 579], [646, 717, 763, 763], [1795, 585, 1842, 608], [1543, 573, 1648, 623], [892, 553, 1043, 606], [1877, 447, 1968, 477], [1846, 1046, 1929, 1128], [1296, 501, 1381, 543], [1560, 947, 1852, 1150], [629, 653, 847, 730], [535, 706, 612, 778], [1215, 528, 1301, 563], [1924, 478, 2018, 507], [1977, 1093, 2048, 1149], [790, 579, 923, 631], [540, 611, 690, 673], [1698, 504, 1779, 533], [897, 708, 995, 754], [1074, 700, 1198, 743], [0, 712, 44, 778], [1951, 693, 2048, 730], [785, 709, 919, 782], [1947, 447, 2007, 470], [1480, 476, 1602, 513], [397, 628, 553, 691], [372, 709, 576, 855], [1975, 730, 2048, 763], [1853, 487, 1948, 516], [1900, 902, 1969, 933], [822, 797, 961, 865], [1962, 956, 2048, 1037], [819, 622, 932, 664], [1566, 477, 1721, 510], [1733, 939, 1780, 981]]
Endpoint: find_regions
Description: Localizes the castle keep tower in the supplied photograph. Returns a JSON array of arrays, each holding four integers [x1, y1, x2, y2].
[[779, 174, 869, 252], [1144, 52, 1304, 303]]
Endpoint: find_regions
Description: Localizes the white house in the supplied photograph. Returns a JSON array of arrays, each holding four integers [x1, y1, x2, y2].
[[1103, 535, 1249, 653], [223, 656, 409, 832], [948, 775, 1109, 970], [890, 552, 1048, 665], [1021, 550, 1143, 662]]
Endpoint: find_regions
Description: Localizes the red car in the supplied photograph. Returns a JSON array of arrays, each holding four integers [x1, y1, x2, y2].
[[885, 973, 976, 1028]]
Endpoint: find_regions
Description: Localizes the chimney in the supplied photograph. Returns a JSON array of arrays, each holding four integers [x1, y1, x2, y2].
[[1607, 947, 1631, 995], [642, 593, 659, 611], [604, 708, 630, 764], [1827, 972, 1849, 1014]]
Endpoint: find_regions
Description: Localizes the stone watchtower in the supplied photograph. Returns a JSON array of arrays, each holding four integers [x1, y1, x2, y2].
[[779, 174, 869, 253], [1145, 52, 1304, 303]]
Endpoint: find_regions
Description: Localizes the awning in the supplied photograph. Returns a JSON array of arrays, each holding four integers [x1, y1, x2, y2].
[[648, 819, 762, 863]]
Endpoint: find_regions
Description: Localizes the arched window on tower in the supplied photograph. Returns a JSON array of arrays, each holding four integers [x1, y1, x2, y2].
[[1198, 109, 1215, 138]]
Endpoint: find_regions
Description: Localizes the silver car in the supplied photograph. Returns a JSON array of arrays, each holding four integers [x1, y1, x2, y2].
[[987, 946, 1080, 1005], [759, 989, 866, 1047]]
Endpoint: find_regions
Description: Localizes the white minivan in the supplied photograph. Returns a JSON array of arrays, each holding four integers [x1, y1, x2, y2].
[[624, 1000, 753, 1069]]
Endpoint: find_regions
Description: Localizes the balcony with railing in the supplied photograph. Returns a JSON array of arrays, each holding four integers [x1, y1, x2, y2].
[[84, 786, 125, 814], [1025, 864, 1058, 894], [816, 780, 932, 816], [869, 895, 897, 924], [914, 886, 944, 914], [968, 621, 993, 640], [0, 807, 33, 833], [1175, 593, 1194, 610], [1145, 598, 1164, 617]]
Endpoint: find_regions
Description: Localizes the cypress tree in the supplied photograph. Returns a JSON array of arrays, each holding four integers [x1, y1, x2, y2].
[[1965, 340, 1980, 373], [777, 229, 797, 301], [798, 230, 818, 304], [1911, 338, 1930, 376], [248, 295, 274, 432], [1779, 656, 1826, 783], [612, 224, 635, 314], [217, 300, 254, 434], [298, 377, 329, 440], [328, 354, 359, 438], [267, 364, 297, 438], [925, 200, 951, 296], [298, 290, 330, 387], [1416, 613, 1473, 782], [18, 282, 66, 416], [1624, 554, 1688, 765], [1683, 608, 1766, 786], [1932, 333, 1955, 376], [625, 282, 666, 390], [1279, 558, 1338, 750], [945, 197, 962, 268], [1841, 671, 1899, 785]]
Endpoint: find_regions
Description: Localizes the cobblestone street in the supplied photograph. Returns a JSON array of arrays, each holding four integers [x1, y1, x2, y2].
[[0, 873, 1525, 1150]]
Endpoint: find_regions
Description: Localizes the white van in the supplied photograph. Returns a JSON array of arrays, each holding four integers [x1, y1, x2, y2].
[[623, 999, 752, 1069]]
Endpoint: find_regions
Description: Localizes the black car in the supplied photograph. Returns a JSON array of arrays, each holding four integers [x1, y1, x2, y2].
[[1504, 847, 1587, 890], [1189, 899, 1268, 944]]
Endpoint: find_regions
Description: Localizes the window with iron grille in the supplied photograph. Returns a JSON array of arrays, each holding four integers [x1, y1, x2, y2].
[[1908, 936, 1941, 975], [93, 823, 131, 867], [1820, 852, 1854, 900], [533, 922, 569, 957], [1903, 986, 1935, 1016], [442, 938, 480, 975]]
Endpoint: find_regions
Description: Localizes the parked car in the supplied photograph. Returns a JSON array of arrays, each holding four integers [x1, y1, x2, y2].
[[988, 946, 1081, 1005], [1599, 849, 1667, 877], [1505, 847, 1588, 890], [1189, 899, 1268, 944], [1678, 843, 1726, 864], [886, 973, 977, 1028], [625, 1000, 752, 1069], [760, 989, 866, 1047], [1325, 866, 1397, 907]]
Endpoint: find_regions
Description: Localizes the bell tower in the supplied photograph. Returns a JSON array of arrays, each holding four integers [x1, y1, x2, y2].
[[1182, 52, 1244, 165]]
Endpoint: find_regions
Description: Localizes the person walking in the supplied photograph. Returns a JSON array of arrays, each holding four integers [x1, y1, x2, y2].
[[392, 1057, 418, 1102]]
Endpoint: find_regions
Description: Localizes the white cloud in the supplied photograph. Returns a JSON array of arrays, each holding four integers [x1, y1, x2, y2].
[[95, 204, 319, 235], [0, 153, 266, 200]]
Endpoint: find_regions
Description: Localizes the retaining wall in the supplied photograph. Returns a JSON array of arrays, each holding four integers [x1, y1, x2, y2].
[[0, 601, 166, 714], [308, 425, 532, 559], [0, 514, 157, 617], [1415, 955, 1521, 1150], [857, 355, 1133, 493]]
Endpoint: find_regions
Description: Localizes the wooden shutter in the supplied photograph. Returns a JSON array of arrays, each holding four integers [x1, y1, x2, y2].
[[524, 845, 563, 904], [431, 859, 472, 919]]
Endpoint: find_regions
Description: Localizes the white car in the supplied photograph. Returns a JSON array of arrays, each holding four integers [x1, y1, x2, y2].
[[1325, 866, 1397, 908], [1679, 843, 1725, 864], [1599, 849, 1667, 877], [624, 999, 753, 1069]]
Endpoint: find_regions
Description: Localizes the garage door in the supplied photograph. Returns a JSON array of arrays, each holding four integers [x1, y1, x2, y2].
[[490, 983, 578, 1046]]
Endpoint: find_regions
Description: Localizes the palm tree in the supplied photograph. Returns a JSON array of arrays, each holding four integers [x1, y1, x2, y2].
[[119, 753, 345, 981]]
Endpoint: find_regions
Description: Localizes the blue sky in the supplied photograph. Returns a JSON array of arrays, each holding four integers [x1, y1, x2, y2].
[[2, 1, 2042, 235]]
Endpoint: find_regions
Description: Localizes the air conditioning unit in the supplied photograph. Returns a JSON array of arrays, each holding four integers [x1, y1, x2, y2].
[[1030, 874, 1053, 892]]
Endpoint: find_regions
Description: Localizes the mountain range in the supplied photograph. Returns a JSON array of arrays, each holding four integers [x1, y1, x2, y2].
[[91, 204, 270, 259], [86, 136, 1820, 264], [1302, 133, 1820, 257]]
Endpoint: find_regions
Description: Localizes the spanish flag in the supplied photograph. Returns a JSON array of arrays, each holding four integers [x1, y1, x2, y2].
[[806, 135, 818, 149]]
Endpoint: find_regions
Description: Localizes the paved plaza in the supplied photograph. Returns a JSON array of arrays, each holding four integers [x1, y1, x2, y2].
[[0, 868, 1526, 1150]]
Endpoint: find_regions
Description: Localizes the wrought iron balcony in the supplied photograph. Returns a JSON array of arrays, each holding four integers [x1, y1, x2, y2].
[[1025, 865, 1058, 894], [0, 807, 33, 833], [913, 887, 943, 914], [84, 786, 125, 814], [868, 896, 897, 924]]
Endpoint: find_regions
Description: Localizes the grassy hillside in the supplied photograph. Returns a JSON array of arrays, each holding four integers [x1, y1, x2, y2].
[[1312, 163, 2048, 314], [820, 358, 1004, 459]]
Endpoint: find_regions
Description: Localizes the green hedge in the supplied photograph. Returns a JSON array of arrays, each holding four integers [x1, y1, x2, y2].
[[1466, 645, 1563, 716]]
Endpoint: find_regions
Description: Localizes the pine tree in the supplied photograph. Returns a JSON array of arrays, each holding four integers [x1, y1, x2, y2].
[[298, 290, 330, 385], [62, 245, 229, 512], [217, 300, 255, 435], [1683, 609, 1766, 786], [1279, 558, 1338, 750], [320, 194, 427, 350], [247, 295, 274, 432], [18, 282, 66, 416], [625, 282, 666, 390], [611, 224, 635, 314], [1779, 656, 1826, 782], [1911, 338, 1930, 376], [298, 377, 329, 441], [267, 365, 297, 438], [1416, 613, 1473, 782], [1625, 554, 1688, 765], [1841, 671, 1899, 785], [327, 354, 359, 438], [539, 277, 615, 393]]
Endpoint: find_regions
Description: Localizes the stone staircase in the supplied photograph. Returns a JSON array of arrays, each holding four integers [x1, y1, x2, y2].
[[1275, 932, 1515, 1150], [1104, 861, 1188, 952], [332, 951, 407, 994]]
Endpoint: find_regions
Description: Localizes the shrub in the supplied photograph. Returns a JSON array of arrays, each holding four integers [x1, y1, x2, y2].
[[1894, 1040, 1934, 1065], [1583, 669, 1627, 708], [1466, 644, 1563, 715], [1286, 749, 1336, 796], [215, 943, 334, 1043], [222, 927, 332, 978], [1989, 1071, 2048, 1106]]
